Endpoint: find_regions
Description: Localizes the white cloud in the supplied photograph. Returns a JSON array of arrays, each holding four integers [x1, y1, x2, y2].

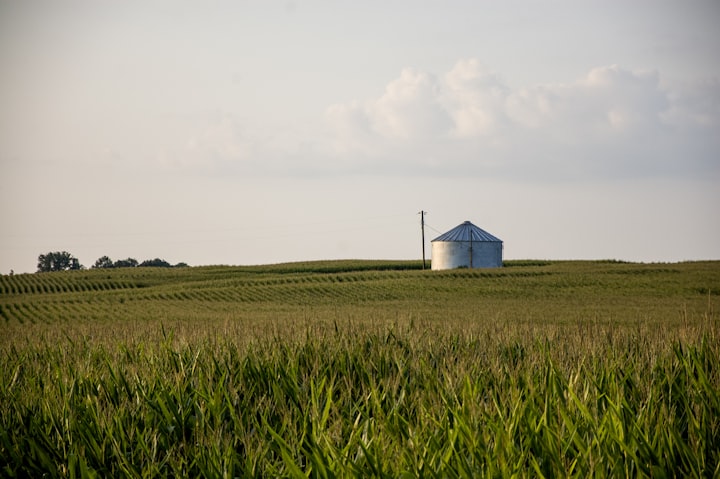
[[326, 68, 452, 142], [581, 65, 667, 132], [369, 68, 453, 140], [442, 59, 508, 138], [325, 60, 718, 180], [506, 65, 668, 139]]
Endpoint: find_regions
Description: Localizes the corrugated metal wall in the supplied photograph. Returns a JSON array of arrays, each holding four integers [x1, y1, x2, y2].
[[431, 241, 502, 270]]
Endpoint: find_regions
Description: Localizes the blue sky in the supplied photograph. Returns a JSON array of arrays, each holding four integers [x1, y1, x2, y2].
[[1, 1, 719, 272]]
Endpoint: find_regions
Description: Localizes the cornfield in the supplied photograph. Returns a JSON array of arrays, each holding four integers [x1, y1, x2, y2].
[[1, 260, 719, 477]]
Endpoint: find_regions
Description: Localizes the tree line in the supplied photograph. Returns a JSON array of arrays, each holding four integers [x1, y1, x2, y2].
[[36, 251, 187, 273]]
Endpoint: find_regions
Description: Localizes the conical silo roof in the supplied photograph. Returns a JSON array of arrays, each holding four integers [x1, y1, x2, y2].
[[431, 221, 502, 243]]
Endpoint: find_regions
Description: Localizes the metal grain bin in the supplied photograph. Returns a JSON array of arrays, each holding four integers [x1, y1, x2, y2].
[[431, 221, 503, 270]]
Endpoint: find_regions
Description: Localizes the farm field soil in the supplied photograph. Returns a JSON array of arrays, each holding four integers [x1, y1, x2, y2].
[[1, 260, 719, 477]]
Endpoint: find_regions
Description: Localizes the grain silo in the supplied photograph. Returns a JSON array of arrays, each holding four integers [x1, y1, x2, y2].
[[431, 221, 503, 270]]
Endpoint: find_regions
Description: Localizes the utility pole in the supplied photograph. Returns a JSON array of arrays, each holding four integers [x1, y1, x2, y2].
[[419, 210, 427, 269]]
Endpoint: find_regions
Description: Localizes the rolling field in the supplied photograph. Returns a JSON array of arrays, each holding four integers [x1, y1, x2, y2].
[[1, 260, 719, 477]]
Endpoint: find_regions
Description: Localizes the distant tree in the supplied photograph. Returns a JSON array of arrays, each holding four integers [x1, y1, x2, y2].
[[139, 258, 172, 268], [87, 256, 188, 269], [92, 256, 114, 269], [113, 258, 138, 268], [37, 251, 83, 272]]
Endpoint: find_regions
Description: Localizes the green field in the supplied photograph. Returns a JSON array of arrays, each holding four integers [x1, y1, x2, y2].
[[1, 260, 719, 477]]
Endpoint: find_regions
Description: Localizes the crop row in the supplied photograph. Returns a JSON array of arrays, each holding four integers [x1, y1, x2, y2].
[[0, 273, 141, 296], [0, 299, 121, 324], [0, 265, 556, 298], [0, 280, 411, 324], [175, 270, 549, 302]]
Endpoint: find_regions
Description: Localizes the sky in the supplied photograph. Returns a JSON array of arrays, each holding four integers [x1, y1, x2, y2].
[[1, 0, 719, 273]]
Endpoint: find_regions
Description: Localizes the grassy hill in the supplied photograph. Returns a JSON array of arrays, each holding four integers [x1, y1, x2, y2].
[[1, 260, 719, 476]]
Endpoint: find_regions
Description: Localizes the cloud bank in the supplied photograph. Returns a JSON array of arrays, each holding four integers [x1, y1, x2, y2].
[[324, 59, 719, 180], [88, 59, 718, 181]]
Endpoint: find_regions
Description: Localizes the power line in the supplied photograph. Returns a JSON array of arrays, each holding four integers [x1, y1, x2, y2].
[[423, 222, 444, 235]]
